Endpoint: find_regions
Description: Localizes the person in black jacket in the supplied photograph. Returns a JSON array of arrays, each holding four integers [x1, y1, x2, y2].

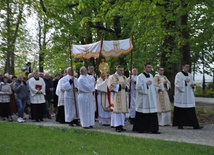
[[52, 74, 60, 115], [43, 73, 54, 119]]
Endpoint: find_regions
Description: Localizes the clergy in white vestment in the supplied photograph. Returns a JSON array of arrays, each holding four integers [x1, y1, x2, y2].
[[87, 65, 98, 119], [132, 63, 160, 134], [173, 62, 202, 129], [61, 67, 80, 126], [95, 73, 111, 126], [28, 70, 46, 122], [108, 65, 129, 132], [153, 66, 172, 126], [127, 68, 138, 124], [78, 66, 95, 129], [55, 69, 67, 123]]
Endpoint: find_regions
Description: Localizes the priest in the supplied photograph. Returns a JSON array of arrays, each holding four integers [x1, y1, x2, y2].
[[61, 67, 80, 126], [28, 70, 46, 122], [153, 66, 172, 126], [132, 63, 160, 134], [95, 72, 111, 126], [55, 69, 67, 123], [173, 62, 203, 129], [108, 65, 129, 132], [127, 68, 138, 124], [78, 66, 95, 129]]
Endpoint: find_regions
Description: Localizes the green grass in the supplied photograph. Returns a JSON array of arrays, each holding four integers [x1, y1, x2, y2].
[[0, 123, 213, 155], [196, 105, 214, 124], [196, 106, 214, 116]]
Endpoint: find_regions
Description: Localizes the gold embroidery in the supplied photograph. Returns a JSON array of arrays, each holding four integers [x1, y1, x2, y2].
[[83, 45, 89, 54], [113, 41, 120, 51]]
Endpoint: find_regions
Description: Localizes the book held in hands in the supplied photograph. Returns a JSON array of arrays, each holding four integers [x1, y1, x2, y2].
[[35, 84, 42, 90]]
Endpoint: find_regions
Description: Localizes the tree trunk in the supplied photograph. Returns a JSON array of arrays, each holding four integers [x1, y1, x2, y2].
[[4, 1, 22, 75], [160, 1, 179, 102], [5, 0, 11, 74], [38, 18, 47, 72], [38, 20, 43, 72], [10, 6, 22, 75], [179, 1, 190, 70]]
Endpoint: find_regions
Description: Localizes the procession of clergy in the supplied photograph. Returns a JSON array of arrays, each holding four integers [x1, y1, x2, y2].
[[48, 61, 202, 133]]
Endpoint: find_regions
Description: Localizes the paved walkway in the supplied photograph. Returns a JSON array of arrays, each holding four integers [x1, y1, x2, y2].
[[8, 115, 213, 147], [195, 97, 214, 104]]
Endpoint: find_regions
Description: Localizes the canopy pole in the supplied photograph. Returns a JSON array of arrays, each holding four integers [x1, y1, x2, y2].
[[129, 36, 134, 108], [69, 35, 78, 118]]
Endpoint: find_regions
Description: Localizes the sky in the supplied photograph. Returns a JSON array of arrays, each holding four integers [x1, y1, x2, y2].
[[194, 73, 213, 83]]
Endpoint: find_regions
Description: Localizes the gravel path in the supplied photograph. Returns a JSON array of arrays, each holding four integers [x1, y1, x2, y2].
[[195, 97, 214, 104]]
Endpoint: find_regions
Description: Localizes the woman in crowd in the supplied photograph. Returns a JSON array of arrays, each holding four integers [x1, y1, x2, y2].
[[10, 75, 18, 115], [0, 76, 13, 121]]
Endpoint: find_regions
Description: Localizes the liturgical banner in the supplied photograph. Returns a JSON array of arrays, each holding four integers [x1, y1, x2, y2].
[[101, 38, 133, 58], [71, 41, 101, 59]]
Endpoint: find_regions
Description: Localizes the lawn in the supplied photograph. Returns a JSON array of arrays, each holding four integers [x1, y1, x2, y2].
[[0, 123, 213, 155], [196, 103, 214, 124]]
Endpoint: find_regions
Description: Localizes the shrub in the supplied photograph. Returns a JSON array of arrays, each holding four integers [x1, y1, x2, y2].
[[195, 85, 214, 97], [207, 82, 214, 90]]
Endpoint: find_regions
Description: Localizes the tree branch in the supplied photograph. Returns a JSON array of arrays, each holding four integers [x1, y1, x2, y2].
[[88, 22, 115, 33], [67, 3, 79, 9], [12, 5, 22, 47], [40, 0, 47, 13]]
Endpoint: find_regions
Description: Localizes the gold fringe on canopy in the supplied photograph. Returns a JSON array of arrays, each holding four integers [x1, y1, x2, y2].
[[71, 38, 133, 59], [101, 38, 133, 58], [71, 41, 101, 59]]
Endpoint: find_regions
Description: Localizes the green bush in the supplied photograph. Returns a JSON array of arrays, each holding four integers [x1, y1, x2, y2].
[[195, 84, 214, 97], [207, 82, 214, 90]]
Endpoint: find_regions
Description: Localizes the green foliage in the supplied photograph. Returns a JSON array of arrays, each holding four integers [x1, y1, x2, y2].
[[0, 0, 214, 77], [207, 82, 214, 90], [189, 1, 214, 73], [195, 85, 214, 97], [0, 0, 27, 74]]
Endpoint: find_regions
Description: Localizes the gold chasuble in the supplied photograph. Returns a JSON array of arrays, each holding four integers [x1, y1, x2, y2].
[[108, 74, 129, 113], [153, 74, 171, 113], [95, 78, 112, 112]]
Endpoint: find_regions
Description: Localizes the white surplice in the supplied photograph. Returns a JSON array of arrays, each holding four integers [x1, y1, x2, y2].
[[78, 74, 95, 128], [127, 75, 137, 118], [56, 78, 65, 107], [174, 72, 195, 108], [61, 75, 79, 123], [135, 73, 158, 113], [28, 77, 46, 104]]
